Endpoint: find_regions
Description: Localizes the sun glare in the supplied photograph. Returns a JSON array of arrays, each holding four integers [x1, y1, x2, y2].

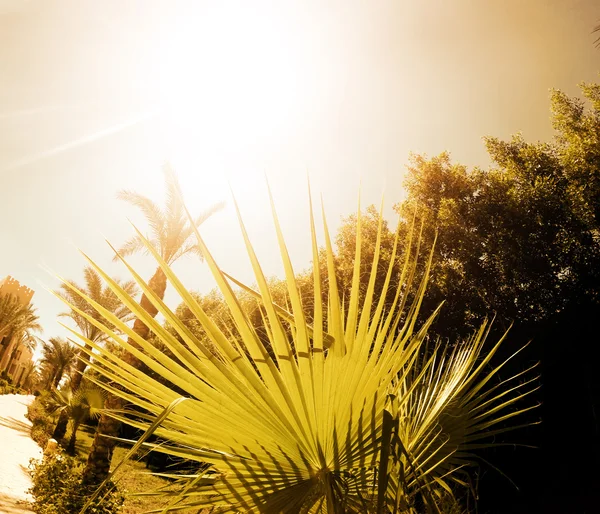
[[149, 3, 309, 204]]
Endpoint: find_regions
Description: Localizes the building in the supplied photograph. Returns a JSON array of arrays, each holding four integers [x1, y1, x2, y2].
[[0, 276, 36, 387], [0, 276, 35, 305]]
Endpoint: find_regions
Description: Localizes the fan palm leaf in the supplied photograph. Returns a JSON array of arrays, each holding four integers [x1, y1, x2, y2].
[[59, 188, 537, 513]]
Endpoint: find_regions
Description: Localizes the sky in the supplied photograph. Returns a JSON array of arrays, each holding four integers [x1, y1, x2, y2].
[[0, 0, 599, 352]]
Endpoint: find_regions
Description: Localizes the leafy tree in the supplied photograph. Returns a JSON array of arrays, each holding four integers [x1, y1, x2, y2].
[[391, 102, 600, 336], [385, 82, 600, 508], [81, 164, 224, 486]]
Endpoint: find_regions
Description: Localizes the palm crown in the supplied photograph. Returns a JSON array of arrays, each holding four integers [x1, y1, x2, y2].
[[57, 267, 137, 345], [40, 337, 77, 389], [115, 164, 224, 266], [0, 294, 41, 339]]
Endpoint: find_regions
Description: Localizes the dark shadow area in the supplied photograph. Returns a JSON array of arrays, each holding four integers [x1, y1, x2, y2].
[[476, 300, 600, 514]]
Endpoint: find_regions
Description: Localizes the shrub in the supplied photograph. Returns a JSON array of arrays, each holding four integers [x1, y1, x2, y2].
[[26, 395, 54, 448], [0, 377, 19, 395], [28, 453, 123, 514]]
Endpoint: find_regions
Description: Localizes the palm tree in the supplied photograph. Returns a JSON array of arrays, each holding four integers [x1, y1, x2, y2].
[[46, 386, 105, 454], [82, 164, 224, 486], [51, 267, 137, 441], [0, 297, 41, 371], [57, 267, 138, 392], [0, 293, 23, 340], [5, 331, 38, 377], [19, 361, 38, 390], [40, 337, 77, 389]]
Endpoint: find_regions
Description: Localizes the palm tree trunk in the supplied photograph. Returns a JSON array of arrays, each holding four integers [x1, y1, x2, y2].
[[0, 332, 16, 371], [53, 365, 64, 388], [81, 267, 167, 486], [5, 348, 17, 375], [0, 334, 9, 366], [132, 267, 167, 341], [55, 345, 92, 442], [21, 367, 33, 389], [53, 410, 70, 442], [70, 345, 91, 392], [66, 419, 82, 455]]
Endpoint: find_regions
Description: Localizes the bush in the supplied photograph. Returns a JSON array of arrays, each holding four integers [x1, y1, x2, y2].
[[28, 453, 124, 514], [0, 377, 21, 395], [26, 395, 54, 448]]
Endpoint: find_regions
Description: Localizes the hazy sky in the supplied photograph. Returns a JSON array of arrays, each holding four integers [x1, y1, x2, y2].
[[0, 0, 599, 348]]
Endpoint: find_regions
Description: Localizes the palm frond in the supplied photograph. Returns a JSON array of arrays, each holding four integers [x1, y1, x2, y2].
[[112, 235, 150, 261], [61, 188, 537, 513], [193, 201, 226, 228], [116, 190, 166, 249], [163, 162, 186, 231]]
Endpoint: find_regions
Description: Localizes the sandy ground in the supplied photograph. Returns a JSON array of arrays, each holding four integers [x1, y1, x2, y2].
[[0, 394, 42, 513]]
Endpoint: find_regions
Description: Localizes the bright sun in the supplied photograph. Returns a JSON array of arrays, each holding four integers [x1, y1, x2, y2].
[[148, 3, 309, 204]]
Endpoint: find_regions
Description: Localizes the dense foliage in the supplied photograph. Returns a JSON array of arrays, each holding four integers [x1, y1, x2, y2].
[[28, 453, 123, 514], [27, 393, 55, 448]]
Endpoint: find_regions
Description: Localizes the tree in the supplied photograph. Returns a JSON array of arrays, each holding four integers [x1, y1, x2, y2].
[[5, 331, 38, 375], [20, 361, 38, 390], [384, 83, 600, 508], [46, 386, 105, 455], [0, 293, 25, 340], [39, 337, 77, 389], [81, 164, 224, 486], [0, 295, 41, 370], [57, 267, 138, 391], [51, 267, 138, 441]]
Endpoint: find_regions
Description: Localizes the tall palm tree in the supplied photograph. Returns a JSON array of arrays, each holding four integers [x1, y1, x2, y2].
[[57, 267, 138, 392], [0, 293, 23, 340], [0, 297, 41, 370], [19, 361, 38, 390], [82, 164, 224, 486], [52, 267, 137, 441], [5, 331, 38, 376], [40, 337, 77, 389]]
